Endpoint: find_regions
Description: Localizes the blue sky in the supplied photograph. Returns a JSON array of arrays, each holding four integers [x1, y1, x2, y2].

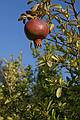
[[0, 0, 80, 67]]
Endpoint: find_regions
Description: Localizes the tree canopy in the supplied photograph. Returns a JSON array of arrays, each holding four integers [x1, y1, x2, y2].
[[0, 0, 80, 120]]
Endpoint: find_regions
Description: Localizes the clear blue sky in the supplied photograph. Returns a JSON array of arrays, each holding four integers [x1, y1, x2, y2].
[[0, 0, 79, 67]]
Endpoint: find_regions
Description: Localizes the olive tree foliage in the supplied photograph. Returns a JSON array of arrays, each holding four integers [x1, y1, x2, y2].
[[0, 0, 80, 120]]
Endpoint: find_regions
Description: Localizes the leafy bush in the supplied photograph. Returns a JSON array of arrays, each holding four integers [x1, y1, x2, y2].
[[0, 0, 80, 119]]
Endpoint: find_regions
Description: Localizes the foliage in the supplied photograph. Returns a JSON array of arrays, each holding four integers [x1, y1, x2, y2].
[[0, 53, 33, 120], [0, 0, 80, 120]]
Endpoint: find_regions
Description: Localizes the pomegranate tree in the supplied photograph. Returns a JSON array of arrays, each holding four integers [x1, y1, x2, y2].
[[24, 18, 49, 47]]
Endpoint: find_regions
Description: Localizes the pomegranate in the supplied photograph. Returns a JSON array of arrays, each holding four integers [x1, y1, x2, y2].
[[24, 18, 49, 47]]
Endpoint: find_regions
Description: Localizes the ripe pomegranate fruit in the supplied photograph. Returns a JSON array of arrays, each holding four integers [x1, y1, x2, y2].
[[24, 18, 49, 47]]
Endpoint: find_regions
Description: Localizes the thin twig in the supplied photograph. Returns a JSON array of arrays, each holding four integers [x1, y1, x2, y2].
[[64, 1, 71, 5]]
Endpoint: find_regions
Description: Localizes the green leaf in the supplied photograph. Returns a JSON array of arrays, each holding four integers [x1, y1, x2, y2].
[[49, 24, 54, 32], [18, 50, 22, 64], [7, 116, 13, 120], [47, 100, 53, 111], [5, 99, 11, 104], [58, 101, 62, 107], [51, 55, 58, 61], [62, 103, 66, 108], [56, 87, 62, 98], [58, 36, 65, 42], [52, 109, 56, 120], [64, 116, 68, 120], [59, 78, 64, 86], [27, 0, 33, 4], [47, 61, 52, 67], [51, 4, 62, 9], [0, 116, 4, 120], [31, 4, 39, 12]]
